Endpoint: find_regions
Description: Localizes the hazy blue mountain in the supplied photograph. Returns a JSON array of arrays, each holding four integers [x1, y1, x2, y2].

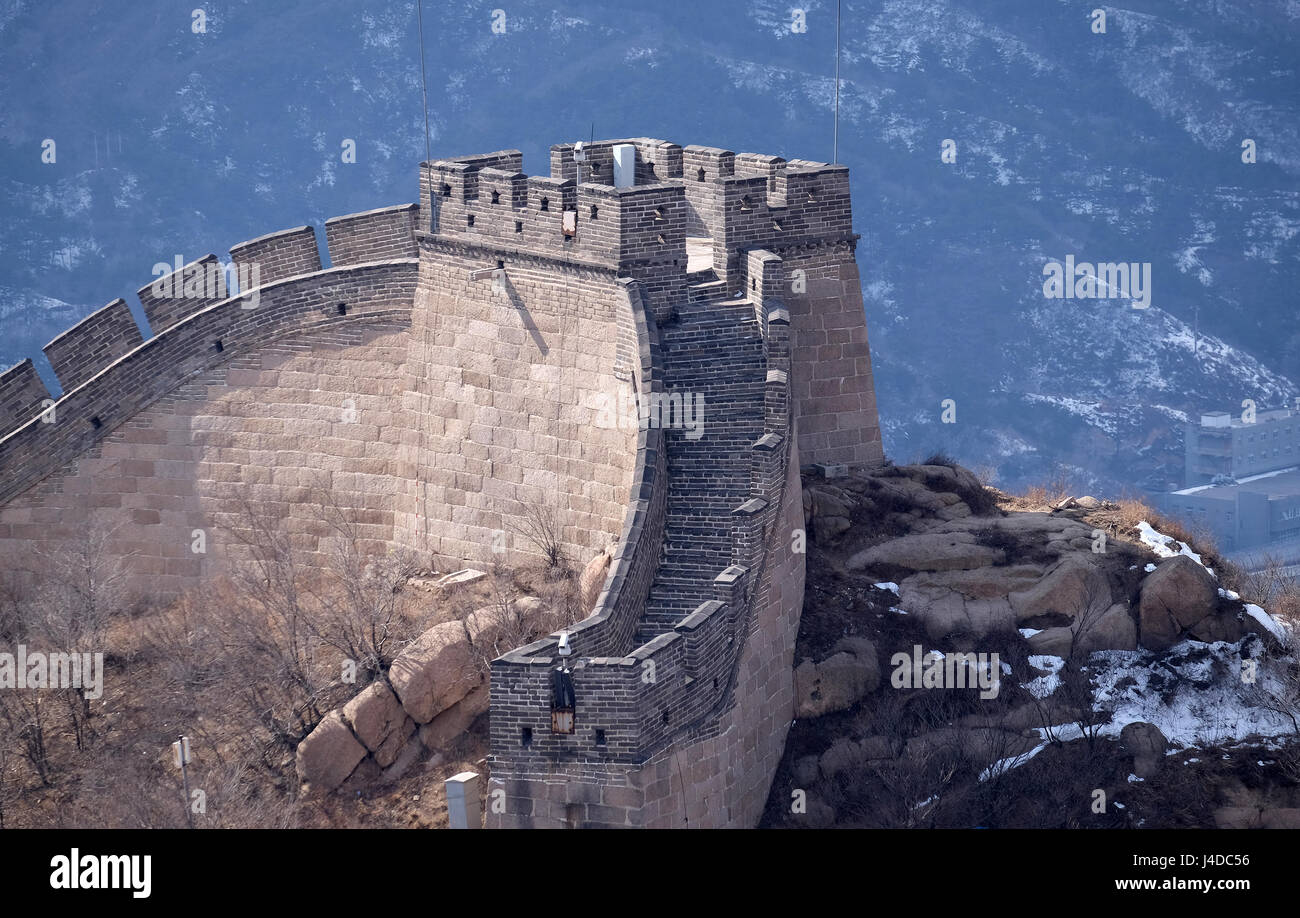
[[2, 0, 1296, 494]]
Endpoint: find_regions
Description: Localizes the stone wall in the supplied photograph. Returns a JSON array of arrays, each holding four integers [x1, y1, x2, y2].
[[0, 262, 417, 598], [393, 236, 638, 571], [782, 244, 884, 468]]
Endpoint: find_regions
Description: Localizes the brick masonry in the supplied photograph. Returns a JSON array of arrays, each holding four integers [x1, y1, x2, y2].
[[42, 298, 144, 393], [0, 359, 50, 437]]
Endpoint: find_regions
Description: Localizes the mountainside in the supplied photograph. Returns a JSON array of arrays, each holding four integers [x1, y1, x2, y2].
[[1, 0, 1296, 491]]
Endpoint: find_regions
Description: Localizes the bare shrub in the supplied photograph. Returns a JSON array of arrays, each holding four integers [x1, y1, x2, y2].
[[506, 502, 567, 571]]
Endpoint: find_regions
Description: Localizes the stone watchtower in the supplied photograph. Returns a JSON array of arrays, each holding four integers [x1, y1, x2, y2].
[[414, 137, 883, 827]]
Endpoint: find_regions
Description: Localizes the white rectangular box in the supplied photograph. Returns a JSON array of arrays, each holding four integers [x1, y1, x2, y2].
[[613, 144, 636, 188]]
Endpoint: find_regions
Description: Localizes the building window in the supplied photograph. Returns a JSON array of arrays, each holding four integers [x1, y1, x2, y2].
[[540, 197, 550, 212], [491, 190, 500, 204]]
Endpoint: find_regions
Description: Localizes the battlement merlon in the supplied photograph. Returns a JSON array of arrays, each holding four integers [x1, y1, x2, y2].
[[416, 139, 856, 286]]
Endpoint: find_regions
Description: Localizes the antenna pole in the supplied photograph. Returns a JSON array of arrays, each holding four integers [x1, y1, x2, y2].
[[417, 0, 433, 169], [416, 0, 434, 548], [833, 0, 841, 164]]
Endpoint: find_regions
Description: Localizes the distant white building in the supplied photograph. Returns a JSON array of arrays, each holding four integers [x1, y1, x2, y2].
[[1162, 407, 1300, 553]]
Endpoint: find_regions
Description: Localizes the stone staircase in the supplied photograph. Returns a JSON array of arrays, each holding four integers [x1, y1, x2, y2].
[[634, 281, 768, 644]]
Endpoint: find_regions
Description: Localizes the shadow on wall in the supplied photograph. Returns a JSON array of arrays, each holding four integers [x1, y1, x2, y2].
[[502, 272, 548, 357]]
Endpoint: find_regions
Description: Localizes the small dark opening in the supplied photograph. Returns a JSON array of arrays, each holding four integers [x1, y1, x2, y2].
[[490, 190, 500, 204], [540, 197, 549, 212], [653, 207, 664, 221], [213, 339, 224, 353], [336, 303, 348, 316], [773, 219, 783, 231], [90, 416, 102, 430], [496, 259, 505, 269], [661, 709, 670, 725], [656, 233, 666, 244], [521, 727, 533, 748], [751, 278, 756, 291], [466, 214, 475, 227], [590, 205, 598, 219], [594, 728, 606, 746], [740, 195, 752, 212], [713, 677, 719, 690], [515, 220, 523, 233], [696, 167, 706, 182], [440, 183, 451, 197]]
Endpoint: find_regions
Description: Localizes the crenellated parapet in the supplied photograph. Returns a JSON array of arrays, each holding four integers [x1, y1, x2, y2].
[[415, 137, 855, 325], [229, 225, 323, 287], [0, 205, 424, 500], [324, 204, 420, 266], [42, 298, 143, 392], [138, 254, 227, 335], [0, 360, 50, 437]]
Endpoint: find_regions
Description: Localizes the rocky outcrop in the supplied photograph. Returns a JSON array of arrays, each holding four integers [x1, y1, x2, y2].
[[298, 589, 554, 795], [1138, 556, 1235, 651], [848, 532, 1003, 573], [296, 710, 368, 793], [1010, 554, 1112, 626], [1119, 721, 1167, 779], [794, 637, 880, 718], [1029, 601, 1137, 657], [389, 621, 479, 724], [770, 460, 1299, 830], [343, 681, 416, 769]]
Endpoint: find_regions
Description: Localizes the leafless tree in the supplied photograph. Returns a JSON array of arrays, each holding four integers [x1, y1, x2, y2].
[[506, 502, 568, 571]]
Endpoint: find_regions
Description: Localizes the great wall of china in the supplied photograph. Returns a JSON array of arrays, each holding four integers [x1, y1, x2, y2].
[[0, 137, 883, 827]]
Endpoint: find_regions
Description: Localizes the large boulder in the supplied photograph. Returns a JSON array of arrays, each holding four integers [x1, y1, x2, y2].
[[1120, 721, 1167, 778], [388, 621, 477, 723], [902, 463, 984, 497], [847, 532, 1003, 573], [806, 486, 855, 542], [418, 683, 489, 751], [1010, 554, 1112, 626], [1137, 556, 1225, 651], [1026, 626, 1074, 657], [464, 596, 550, 657], [897, 565, 1040, 641], [1076, 602, 1138, 653], [296, 710, 368, 793], [794, 639, 880, 718], [342, 681, 414, 769], [1028, 602, 1138, 658]]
